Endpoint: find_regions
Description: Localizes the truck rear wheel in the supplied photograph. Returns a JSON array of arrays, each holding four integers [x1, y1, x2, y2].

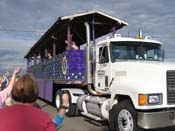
[[55, 90, 62, 109], [55, 90, 78, 117], [111, 100, 142, 131], [66, 90, 77, 117]]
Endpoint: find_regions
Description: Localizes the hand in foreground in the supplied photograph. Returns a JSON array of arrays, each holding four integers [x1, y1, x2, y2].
[[62, 93, 69, 106]]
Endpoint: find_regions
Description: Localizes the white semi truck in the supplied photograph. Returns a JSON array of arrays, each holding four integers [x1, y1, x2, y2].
[[25, 10, 175, 131]]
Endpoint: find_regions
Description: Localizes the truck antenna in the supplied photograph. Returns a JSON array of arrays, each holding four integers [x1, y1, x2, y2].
[[139, 27, 143, 38]]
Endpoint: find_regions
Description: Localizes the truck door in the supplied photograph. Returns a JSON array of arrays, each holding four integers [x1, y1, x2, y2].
[[95, 45, 111, 92]]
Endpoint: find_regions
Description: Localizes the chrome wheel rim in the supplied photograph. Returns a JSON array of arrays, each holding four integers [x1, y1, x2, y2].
[[118, 109, 134, 131], [55, 94, 61, 108]]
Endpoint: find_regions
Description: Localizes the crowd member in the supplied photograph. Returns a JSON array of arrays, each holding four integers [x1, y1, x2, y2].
[[2, 70, 10, 87], [33, 93, 68, 127], [53, 93, 68, 126], [0, 75, 4, 91], [1, 70, 12, 106], [47, 52, 53, 59], [44, 50, 53, 60], [4, 95, 12, 107], [65, 40, 79, 50], [36, 53, 41, 64], [0, 73, 68, 131], [0, 67, 21, 108], [1, 75, 9, 90]]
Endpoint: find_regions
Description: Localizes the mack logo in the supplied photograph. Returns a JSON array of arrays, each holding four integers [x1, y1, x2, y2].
[[169, 112, 175, 120], [115, 71, 127, 77], [97, 70, 105, 76]]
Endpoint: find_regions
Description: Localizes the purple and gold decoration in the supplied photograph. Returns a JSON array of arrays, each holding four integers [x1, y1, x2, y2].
[[29, 50, 86, 84], [65, 50, 85, 83]]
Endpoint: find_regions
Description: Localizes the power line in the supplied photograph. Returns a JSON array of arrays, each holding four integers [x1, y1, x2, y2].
[[152, 36, 175, 38], [0, 29, 44, 33], [0, 63, 25, 66]]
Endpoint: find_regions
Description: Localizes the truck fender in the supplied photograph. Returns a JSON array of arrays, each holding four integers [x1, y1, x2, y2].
[[111, 95, 134, 109]]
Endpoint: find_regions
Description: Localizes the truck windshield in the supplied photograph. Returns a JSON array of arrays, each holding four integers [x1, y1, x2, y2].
[[110, 41, 164, 62]]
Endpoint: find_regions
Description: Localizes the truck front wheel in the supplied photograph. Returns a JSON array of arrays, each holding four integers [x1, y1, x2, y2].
[[112, 100, 142, 131]]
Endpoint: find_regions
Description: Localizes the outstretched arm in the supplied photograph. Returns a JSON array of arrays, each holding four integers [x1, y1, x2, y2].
[[8, 67, 21, 87], [0, 66, 21, 104], [53, 93, 69, 126]]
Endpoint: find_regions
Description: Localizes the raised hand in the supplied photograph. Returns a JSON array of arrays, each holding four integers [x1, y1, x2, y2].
[[13, 66, 22, 75]]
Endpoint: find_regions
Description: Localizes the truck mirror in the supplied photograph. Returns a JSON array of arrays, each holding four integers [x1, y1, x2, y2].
[[159, 49, 164, 61], [162, 49, 165, 61]]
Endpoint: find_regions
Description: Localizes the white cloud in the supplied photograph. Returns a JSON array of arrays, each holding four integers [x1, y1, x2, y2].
[[0, 0, 175, 72], [0, 38, 35, 72]]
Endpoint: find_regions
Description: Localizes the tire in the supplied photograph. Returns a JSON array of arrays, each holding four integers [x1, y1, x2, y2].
[[55, 90, 63, 109], [55, 90, 77, 117], [111, 100, 143, 131], [66, 90, 77, 117]]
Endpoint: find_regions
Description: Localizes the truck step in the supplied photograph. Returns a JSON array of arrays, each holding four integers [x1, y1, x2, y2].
[[81, 112, 104, 121]]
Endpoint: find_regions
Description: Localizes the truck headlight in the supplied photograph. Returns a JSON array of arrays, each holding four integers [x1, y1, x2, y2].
[[148, 94, 162, 104], [138, 94, 162, 106]]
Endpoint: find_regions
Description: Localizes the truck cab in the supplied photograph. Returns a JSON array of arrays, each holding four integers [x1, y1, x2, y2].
[[95, 34, 164, 93], [95, 34, 175, 130]]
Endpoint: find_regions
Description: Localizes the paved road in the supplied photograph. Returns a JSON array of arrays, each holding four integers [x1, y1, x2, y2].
[[37, 99, 175, 131], [37, 99, 108, 131]]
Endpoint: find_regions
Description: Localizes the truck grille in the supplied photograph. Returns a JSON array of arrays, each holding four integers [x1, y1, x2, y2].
[[167, 71, 175, 104]]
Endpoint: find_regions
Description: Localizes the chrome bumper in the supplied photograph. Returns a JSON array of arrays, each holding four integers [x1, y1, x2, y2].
[[137, 110, 175, 129]]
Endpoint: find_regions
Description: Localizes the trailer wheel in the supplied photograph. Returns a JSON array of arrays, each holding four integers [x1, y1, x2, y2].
[[111, 100, 142, 131]]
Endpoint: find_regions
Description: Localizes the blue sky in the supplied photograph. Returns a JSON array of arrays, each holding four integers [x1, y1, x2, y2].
[[0, 0, 175, 74]]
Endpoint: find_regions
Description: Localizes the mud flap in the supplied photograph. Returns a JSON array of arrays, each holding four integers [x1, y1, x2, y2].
[[109, 109, 115, 131]]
